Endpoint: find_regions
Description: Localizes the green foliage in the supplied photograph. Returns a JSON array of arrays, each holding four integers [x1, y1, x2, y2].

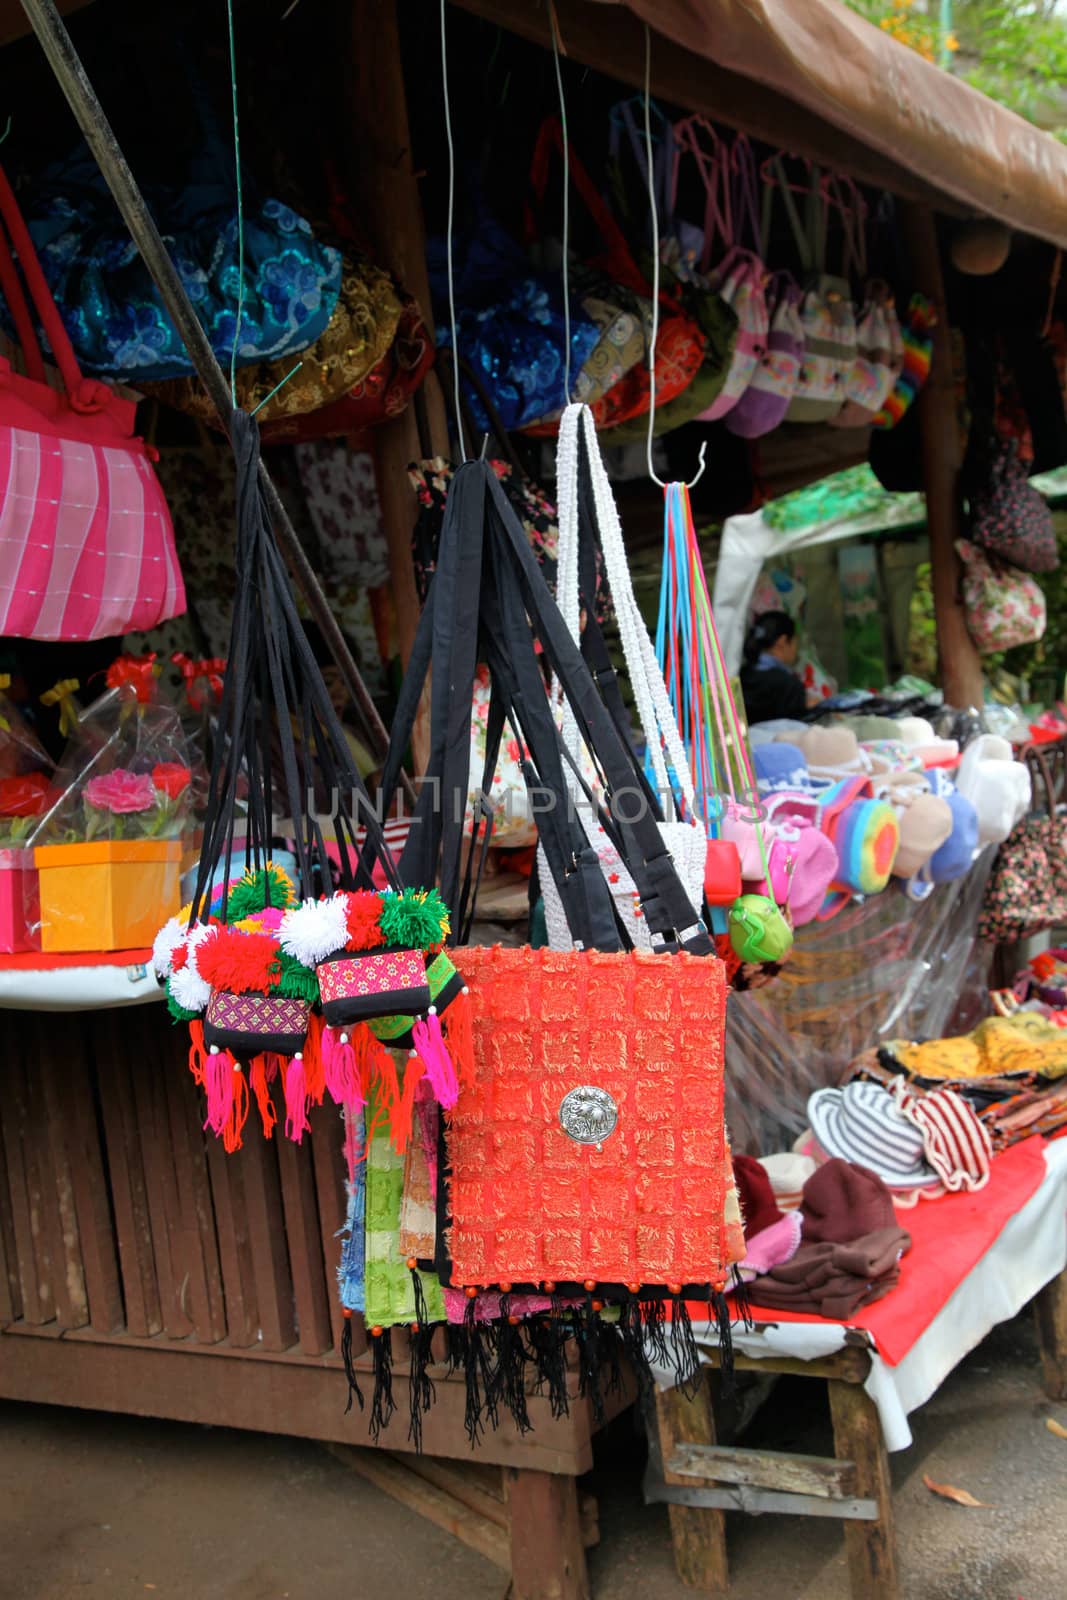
[[844, 0, 1067, 133]]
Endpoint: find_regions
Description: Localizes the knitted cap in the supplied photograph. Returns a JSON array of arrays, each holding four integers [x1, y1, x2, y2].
[[807, 1081, 938, 1190], [800, 1156, 898, 1244]]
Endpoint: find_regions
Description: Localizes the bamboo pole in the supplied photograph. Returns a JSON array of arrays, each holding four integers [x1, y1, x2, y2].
[[898, 201, 984, 711], [18, 0, 414, 800]]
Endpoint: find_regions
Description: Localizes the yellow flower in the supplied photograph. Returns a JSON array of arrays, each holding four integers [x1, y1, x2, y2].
[[945, 32, 959, 51]]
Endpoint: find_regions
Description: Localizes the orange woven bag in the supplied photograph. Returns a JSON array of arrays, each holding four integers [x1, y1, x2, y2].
[[444, 945, 744, 1294]]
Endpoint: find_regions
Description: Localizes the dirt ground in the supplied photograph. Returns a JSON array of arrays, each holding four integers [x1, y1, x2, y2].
[[0, 1311, 1064, 1600]]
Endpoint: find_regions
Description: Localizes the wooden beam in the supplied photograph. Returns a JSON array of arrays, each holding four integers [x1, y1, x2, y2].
[[898, 202, 984, 712], [505, 1466, 591, 1600], [650, 1375, 730, 1593], [1034, 1267, 1067, 1401], [453, 0, 964, 216], [828, 1377, 899, 1600], [667, 1440, 858, 1499]]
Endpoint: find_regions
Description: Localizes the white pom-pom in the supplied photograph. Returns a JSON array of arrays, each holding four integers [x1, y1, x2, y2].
[[152, 915, 187, 979], [279, 894, 349, 966], [169, 962, 212, 1013]]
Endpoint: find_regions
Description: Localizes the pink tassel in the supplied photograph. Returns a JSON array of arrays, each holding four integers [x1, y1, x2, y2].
[[284, 1053, 310, 1143], [322, 1026, 364, 1112], [203, 1047, 235, 1137], [412, 1011, 459, 1109]]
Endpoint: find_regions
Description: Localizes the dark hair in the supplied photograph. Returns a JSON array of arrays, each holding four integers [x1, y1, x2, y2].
[[743, 610, 795, 665]]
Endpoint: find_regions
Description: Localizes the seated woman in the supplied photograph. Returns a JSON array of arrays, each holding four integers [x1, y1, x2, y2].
[[739, 611, 809, 725]]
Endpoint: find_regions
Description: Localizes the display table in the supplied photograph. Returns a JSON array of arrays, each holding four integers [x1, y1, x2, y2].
[[647, 1139, 1067, 1600]]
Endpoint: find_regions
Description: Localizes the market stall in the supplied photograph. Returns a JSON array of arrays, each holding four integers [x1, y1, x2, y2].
[[3, 4, 1067, 1599]]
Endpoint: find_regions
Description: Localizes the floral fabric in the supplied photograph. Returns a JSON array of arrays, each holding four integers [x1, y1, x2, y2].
[[17, 185, 342, 381]]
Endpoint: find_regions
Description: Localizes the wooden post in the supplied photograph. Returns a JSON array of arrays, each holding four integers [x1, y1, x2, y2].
[[828, 1378, 899, 1600], [652, 1375, 730, 1593], [898, 202, 984, 712], [1034, 1267, 1067, 1400], [504, 1466, 590, 1600]]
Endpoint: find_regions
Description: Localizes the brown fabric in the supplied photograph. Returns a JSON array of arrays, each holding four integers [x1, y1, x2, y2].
[[801, 1158, 897, 1245], [748, 1226, 910, 1318], [733, 1153, 784, 1241], [602, 0, 1067, 250]]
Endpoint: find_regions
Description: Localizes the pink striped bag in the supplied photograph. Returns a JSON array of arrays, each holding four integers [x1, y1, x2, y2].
[[0, 165, 183, 641]]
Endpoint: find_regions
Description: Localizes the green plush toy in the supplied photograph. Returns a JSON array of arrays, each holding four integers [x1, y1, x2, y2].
[[728, 894, 793, 965]]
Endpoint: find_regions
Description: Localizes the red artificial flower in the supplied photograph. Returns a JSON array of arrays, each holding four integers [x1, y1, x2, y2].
[[343, 889, 387, 951], [0, 771, 50, 817], [195, 927, 279, 995], [152, 762, 192, 800]]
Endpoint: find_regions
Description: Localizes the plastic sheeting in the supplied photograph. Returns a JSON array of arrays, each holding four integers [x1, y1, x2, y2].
[[725, 851, 996, 1155]]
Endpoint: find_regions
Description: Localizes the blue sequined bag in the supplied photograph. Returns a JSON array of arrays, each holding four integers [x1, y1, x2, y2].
[[7, 155, 343, 383], [427, 206, 598, 434]]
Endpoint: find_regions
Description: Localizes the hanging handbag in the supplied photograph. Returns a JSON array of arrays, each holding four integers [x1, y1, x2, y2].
[[523, 117, 706, 435], [0, 164, 185, 642], [979, 752, 1067, 944], [781, 166, 858, 424], [957, 537, 1047, 653], [725, 271, 803, 439], [968, 439, 1058, 574], [690, 132, 770, 424], [143, 250, 403, 425], [597, 109, 739, 439], [833, 280, 900, 429], [539, 404, 707, 951], [257, 293, 434, 446]]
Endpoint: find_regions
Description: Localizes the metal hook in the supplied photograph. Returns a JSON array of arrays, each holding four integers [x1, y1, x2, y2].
[[642, 24, 706, 493]]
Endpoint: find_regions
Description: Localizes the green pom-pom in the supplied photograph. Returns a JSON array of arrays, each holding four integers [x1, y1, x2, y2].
[[224, 862, 297, 923], [165, 987, 200, 1024], [378, 887, 451, 950], [273, 949, 320, 1004]]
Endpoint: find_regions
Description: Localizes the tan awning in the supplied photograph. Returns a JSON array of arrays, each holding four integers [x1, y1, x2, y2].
[[458, 0, 1067, 248]]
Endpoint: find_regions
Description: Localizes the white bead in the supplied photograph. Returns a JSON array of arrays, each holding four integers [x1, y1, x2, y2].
[[409, 1049, 418, 1058], [339, 1032, 349, 1045], [294, 1052, 303, 1061], [461, 986, 469, 995], [209, 1045, 220, 1056], [428, 1005, 437, 1016]]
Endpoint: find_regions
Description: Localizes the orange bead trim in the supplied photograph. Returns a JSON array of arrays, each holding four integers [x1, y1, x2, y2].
[[406, 1256, 418, 1270], [668, 1283, 683, 1296], [583, 1279, 597, 1292], [342, 1307, 353, 1319], [627, 1282, 641, 1294], [465, 1285, 479, 1299], [370, 1325, 383, 1337], [542, 1280, 556, 1292], [498, 1282, 512, 1293], [591, 1300, 604, 1313], [507, 1315, 520, 1327]]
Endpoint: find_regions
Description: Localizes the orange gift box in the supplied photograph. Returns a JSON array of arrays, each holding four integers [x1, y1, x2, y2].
[[34, 839, 182, 953]]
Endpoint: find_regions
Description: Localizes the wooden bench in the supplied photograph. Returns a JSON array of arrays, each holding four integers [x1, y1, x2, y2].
[[0, 1003, 629, 1600], [647, 1269, 1067, 1599]]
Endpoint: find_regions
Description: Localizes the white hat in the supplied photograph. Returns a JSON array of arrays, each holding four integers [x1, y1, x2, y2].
[[807, 1081, 939, 1189], [956, 734, 1031, 847]]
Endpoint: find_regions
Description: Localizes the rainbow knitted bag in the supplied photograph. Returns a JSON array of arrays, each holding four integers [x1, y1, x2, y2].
[[815, 775, 900, 920], [873, 294, 934, 430]]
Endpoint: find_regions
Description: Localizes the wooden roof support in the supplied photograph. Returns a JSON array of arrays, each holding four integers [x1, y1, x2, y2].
[[898, 202, 984, 712]]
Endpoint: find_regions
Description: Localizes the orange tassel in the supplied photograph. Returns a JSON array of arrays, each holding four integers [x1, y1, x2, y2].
[[391, 1050, 426, 1155], [302, 1012, 326, 1105], [443, 989, 475, 1089], [249, 1054, 278, 1138], [223, 1066, 250, 1153], [188, 1018, 206, 1085]]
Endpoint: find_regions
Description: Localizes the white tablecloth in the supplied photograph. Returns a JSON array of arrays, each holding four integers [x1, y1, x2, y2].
[[671, 1140, 1067, 1451], [0, 959, 163, 1011]]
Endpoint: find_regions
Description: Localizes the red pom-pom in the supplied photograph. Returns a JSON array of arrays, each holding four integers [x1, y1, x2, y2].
[[196, 927, 279, 995], [170, 943, 189, 972], [342, 890, 387, 952]]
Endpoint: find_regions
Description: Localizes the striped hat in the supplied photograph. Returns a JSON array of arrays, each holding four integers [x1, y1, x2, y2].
[[892, 1081, 992, 1193], [807, 1081, 938, 1190]]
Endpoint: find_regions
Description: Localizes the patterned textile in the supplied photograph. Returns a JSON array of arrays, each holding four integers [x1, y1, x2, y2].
[[0, 427, 184, 641], [445, 945, 744, 1287], [17, 184, 342, 381], [888, 1014, 1067, 1082], [364, 1101, 445, 1328]]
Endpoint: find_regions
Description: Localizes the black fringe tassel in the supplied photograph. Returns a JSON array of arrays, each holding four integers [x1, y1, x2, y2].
[[618, 1294, 654, 1398], [712, 1288, 735, 1400], [369, 1328, 396, 1442], [576, 1293, 604, 1424], [643, 1296, 670, 1370], [462, 1296, 486, 1446], [493, 1295, 532, 1435], [407, 1270, 438, 1453], [340, 1314, 365, 1415], [668, 1295, 701, 1397], [730, 1266, 754, 1332]]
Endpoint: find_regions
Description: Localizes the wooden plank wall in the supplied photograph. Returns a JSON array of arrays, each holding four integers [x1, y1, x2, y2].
[[0, 1004, 357, 1366]]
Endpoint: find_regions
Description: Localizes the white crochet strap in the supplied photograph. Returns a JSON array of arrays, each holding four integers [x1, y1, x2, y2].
[[554, 402, 697, 813]]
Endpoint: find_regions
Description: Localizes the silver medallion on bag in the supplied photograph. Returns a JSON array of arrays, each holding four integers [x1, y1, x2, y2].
[[558, 1085, 618, 1150]]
